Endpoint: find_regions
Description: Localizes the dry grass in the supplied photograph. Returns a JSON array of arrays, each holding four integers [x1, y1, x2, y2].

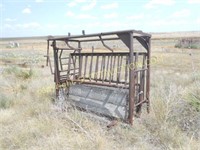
[[0, 36, 200, 150]]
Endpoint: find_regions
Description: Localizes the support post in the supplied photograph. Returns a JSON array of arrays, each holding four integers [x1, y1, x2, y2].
[[146, 37, 151, 113], [128, 32, 135, 125], [52, 40, 60, 97]]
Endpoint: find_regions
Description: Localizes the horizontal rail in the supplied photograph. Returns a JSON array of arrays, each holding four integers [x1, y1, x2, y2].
[[71, 52, 147, 56]]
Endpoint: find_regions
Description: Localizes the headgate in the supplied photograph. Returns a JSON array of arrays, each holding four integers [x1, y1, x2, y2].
[[46, 30, 151, 125]]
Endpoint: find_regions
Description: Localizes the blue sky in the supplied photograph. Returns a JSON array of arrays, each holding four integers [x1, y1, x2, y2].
[[0, 0, 200, 37]]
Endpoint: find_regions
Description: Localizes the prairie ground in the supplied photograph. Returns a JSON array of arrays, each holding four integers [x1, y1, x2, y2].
[[0, 33, 200, 150]]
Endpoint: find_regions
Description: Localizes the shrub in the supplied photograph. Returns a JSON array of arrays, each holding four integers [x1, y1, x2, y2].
[[0, 94, 13, 109], [187, 90, 200, 112], [4, 66, 35, 80]]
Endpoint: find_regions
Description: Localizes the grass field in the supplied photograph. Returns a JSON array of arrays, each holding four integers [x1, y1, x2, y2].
[[0, 32, 200, 150]]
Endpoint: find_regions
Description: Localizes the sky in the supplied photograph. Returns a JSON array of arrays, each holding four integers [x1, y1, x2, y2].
[[0, 0, 200, 37]]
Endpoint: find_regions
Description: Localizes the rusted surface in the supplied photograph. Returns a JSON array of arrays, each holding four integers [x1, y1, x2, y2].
[[47, 30, 151, 125]]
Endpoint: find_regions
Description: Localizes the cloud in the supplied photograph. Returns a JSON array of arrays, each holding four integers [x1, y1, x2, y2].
[[149, 18, 188, 27], [77, 14, 96, 19], [66, 11, 75, 17], [100, 2, 118, 9], [76, 0, 86, 2], [126, 14, 144, 20], [67, 0, 86, 7], [171, 9, 191, 18], [104, 13, 118, 19], [5, 18, 17, 22], [197, 18, 200, 24], [35, 0, 44, 2], [46, 24, 59, 29], [22, 8, 31, 14], [188, 0, 200, 4], [16, 22, 41, 29], [3, 22, 41, 30], [144, 0, 175, 8], [65, 10, 96, 19], [4, 24, 13, 29], [81, 0, 96, 11], [68, 1, 77, 7]]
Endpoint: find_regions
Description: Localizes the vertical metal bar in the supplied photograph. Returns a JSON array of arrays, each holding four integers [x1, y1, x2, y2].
[[73, 55, 76, 79], [117, 55, 123, 84], [128, 32, 135, 125], [146, 38, 151, 113], [102, 55, 106, 83], [111, 55, 116, 81], [59, 50, 63, 71], [84, 55, 88, 79], [47, 40, 53, 74], [99, 56, 103, 80], [137, 54, 146, 116], [53, 40, 60, 97], [78, 42, 82, 78], [67, 54, 71, 79], [79, 55, 83, 77], [125, 55, 128, 86], [109, 54, 113, 84], [89, 53, 93, 81], [117, 54, 120, 84], [105, 55, 110, 81], [95, 55, 99, 81], [135, 53, 138, 85], [46, 40, 49, 66]]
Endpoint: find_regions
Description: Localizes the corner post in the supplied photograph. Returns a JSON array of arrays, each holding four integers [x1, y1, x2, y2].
[[52, 40, 60, 97], [128, 32, 135, 125], [146, 37, 151, 113]]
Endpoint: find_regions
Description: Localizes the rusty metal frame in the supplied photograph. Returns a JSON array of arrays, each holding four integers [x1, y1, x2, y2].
[[47, 29, 151, 125]]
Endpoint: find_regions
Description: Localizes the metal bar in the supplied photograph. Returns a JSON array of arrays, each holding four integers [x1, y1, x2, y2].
[[89, 53, 94, 81], [49, 29, 151, 41], [60, 57, 69, 59], [46, 40, 49, 66], [135, 53, 138, 88], [99, 35, 113, 52], [99, 56, 103, 80], [59, 50, 63, 71], [82, 77, 130, 85], [78, 37, 120, 42], [52, 40, 60, 97], [59, 68, 79, 72], [59, 49, 63, 58], [124, 55, 128, 86], [136, 54, 146, 116], [71, 52, 146, 56], [56, 48, 81, 50], [64, 40, 82, 50], [135, 100, 146, 107], [118, 55, 123, 83], [135, 68, 147, 72], [146, 37, 151, 113], [78, 42, 82, 77], [67, 54, 71, 79], [66, 79, 129, 89], [102, 55, 106, 83], [71, 55, 75, 79], [105, 55, 110, 80], [84, 55, 88, 79], [128, 32, 135, 125], [95, 56, 99, 81], [46, 40, 54, 74], [116, 54, 120, 84], [111, 55, 116, 81], [109, 54, 113, 84]]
